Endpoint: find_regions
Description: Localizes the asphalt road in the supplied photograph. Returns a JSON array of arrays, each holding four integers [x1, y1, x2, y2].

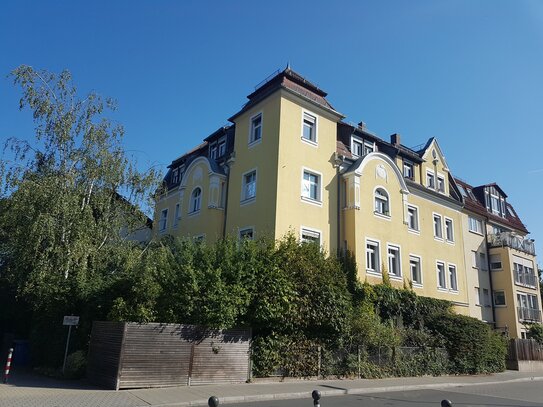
[[224, 380, 543, 407]]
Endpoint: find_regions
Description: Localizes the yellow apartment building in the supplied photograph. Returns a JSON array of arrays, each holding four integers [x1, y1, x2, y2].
[[154, 67, 540, 337]]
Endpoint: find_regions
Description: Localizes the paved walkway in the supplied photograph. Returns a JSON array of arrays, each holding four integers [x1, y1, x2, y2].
[[1, 369, 543, 407]]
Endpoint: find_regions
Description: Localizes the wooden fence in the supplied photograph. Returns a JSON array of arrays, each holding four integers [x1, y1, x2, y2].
[[506, 338, 543, 371], [87, 321, 251, 390]]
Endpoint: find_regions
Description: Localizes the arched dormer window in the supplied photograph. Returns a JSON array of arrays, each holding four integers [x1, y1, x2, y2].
[[190, 187, 202, 213], [374, 188, 389, 216]]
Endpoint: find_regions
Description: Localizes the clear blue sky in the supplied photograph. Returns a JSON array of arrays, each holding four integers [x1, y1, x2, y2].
[[1, 1, 542, 263]]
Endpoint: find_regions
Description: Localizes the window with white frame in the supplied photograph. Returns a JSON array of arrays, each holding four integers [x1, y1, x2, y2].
[[190, 188, 202, 213], [210, 145, 218, 160], [494, 290, 506, 306], [172, 168, 179, 184], [173, 203, 180, 227], [437, 261, 446, 289], [433, 214, 443, 239], [472, 250, 479, 268], [517, 293, 540, 321], [490, 254, 502, 270], [407, 205, 419, 231], [242, 170, 257, 201], [366, 240, 380, 273], [409, 255, 422, 285], [249, 113, 262, 144], [445, 218, 454, 242], [301, 228, 321, 244], [448, 264, 458, 291], [437, 176, 445, 193], [302, 112, 317, 143], [426, 171, 436, 189], [302, 170, 321, 202], [387, 245, 401, 278], [468, 216, 483, 234], [352, 139, 363, 157], [159, 209, 168, 231], [363, 141, 374, 155], [239, 227, 254, 240], [479, 252, 487, 271], [403, 161, 414, 179], [374, 188, 390, 216], [218, 139, 226, 157], [475, 287, 481, 306]]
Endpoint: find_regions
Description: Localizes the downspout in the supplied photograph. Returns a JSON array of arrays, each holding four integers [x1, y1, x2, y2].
[[337, 164, 341, 255], [484, 217, 497, 328], [222, 161, 231, 238]]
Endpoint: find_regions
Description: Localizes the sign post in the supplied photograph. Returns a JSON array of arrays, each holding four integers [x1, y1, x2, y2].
[[62, 316, 79, 375]]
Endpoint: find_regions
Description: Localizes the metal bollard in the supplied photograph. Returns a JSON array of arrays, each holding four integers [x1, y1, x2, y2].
[[441, 400, 452, 407], [3, 348, 14, 384], [312, 390, 321, 407], [208, 396, 219, 407]]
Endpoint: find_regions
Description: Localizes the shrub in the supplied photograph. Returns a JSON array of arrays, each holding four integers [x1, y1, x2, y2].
[[63, 350, 87, 379], [526, 324, 543, 344]]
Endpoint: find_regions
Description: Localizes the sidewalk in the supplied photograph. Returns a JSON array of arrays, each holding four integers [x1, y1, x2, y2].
[[2, 369, 543, 407]]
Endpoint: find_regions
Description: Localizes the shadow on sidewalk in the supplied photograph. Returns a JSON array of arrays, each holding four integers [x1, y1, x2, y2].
[[4, 367, 105, 391]]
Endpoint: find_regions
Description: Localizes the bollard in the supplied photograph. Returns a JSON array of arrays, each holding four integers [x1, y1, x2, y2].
[[3, 348, 14, 384], [441, 400, 452, 407], [312, 390, 321, 407], [208, 396, 219, 407]]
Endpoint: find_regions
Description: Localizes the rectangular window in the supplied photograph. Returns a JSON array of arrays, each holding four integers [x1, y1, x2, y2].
[[218, 140, 226, 157], [437, 262, 446, 289], [242, 170, 257, 201], [475, 287, 481, 306], [479, 253, 487, 271], [490, 254, 502, 270], [159, 209, 168, 232], [426, 171, 435, 189], [494, 290, 506, 306], [433, 214, 443, 239], [448, 264, 458, 291], [302, 170, 321, 202], [483, 288, 490, 306], [387, 244, 401, 278], [302, 112, 317, 142], [437, 176, 445, 193], [352, 139, 363, 157], [472, 250, 479, 268], [172, 168, 179, 184], [445, 218, 454, 242], [210, 145, 218, 160], [301, 228, 320, 244], [363, 141, 374, 155], [250, 113, 262, 144], [173, 203, 180, 228], [239, 227, 254, 240], [366, 240, 380, 274], [409, 255, 422, 285], [407, 206, 419, 231], [403, 161, 414, 179], [468, 216, 483, 234]]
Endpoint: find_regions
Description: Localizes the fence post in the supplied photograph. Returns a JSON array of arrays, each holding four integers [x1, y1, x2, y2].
[[3, 348, 14, 384], [357, 345, 361, 379], [317, 346, 321, 378]]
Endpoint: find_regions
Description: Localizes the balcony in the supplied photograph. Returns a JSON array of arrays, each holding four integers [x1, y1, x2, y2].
[[517, 307, 542, 323], [514, 270, 538, 288], [487, 232, 536, 256]]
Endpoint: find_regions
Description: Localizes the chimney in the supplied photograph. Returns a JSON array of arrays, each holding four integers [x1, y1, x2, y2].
[[357, 121, 366, 129], [390, 133, 401, 146]]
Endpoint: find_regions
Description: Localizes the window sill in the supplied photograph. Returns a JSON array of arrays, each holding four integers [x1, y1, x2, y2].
[[373, 211, 391, 221], [301, 196, 323, 207], [407, 228, 420, 235], [468, 230, 484, 236], [494, 304, 507, 308], [448, 289, 459, 295], [240, 197, 256, 206], [514, 282, 537, 289], [412, 283, 423, 288], [366, 270, 382, 277], [446, 239, 455, 245], [248, 139, 262, 149], [301, 137, 318, 148], [437, 287, 448, 292], [188, 210, 201, 217], [389, 274, 403, 281], [434, 236, 444, 242]]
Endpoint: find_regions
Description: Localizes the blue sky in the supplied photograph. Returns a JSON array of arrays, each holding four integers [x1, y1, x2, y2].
[[1, 1, 542, 263]]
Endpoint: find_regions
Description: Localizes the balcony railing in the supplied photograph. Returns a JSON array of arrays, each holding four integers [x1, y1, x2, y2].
[[487, 232, 536, 256], [514, 270, 538, 288], [517, 307, 542, 323]]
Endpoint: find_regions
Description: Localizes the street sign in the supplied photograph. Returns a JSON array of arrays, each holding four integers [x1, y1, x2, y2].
[[63, 316, 80, 326]]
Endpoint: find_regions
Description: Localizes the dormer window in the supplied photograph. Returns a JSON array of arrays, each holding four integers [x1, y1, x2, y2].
[[172, 168, 179, 184], [218, 139, 226, 157], [485, 186, 506, 218], [437, 176, 445, 193], [210, 145, 218, 160], [426, 171, 436, 189], [403, 161, 414, 180], [351, 137, 374, 158]]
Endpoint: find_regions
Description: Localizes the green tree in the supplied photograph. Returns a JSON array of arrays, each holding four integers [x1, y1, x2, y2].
[[0, 66, 158, 364]]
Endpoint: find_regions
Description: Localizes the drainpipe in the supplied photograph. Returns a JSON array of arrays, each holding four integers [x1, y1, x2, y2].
[[222, 161, 231, 238], [484, 218, 497, 329]]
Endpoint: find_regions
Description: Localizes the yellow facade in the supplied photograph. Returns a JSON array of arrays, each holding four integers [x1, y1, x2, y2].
[[154, 67, 539, 336]]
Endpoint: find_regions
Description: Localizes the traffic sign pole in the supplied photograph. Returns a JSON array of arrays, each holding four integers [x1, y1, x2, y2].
[[62, 324, 72, 375]]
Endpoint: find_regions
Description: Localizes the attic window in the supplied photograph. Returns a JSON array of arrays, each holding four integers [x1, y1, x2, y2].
[[172, 169, 179, 184]]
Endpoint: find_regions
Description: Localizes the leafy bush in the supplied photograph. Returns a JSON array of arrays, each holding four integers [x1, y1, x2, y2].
[[426, 313, 506, 374], [63, 350, 87, 379], [526, 324, 543, 344]]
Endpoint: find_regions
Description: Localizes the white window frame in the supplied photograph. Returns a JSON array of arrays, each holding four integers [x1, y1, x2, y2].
[[301, 111, 318, 145], [189, 187, 202, 214], [409, 254, 423, 286], [490, 254, 502, 271], [172, 168, 179, 184], [448, 263, 458, 292], [241, 169, 257, 204], [173, 203, 180, 228], [403, 161, 414, 179], [426, 170, 436, 189], [301, 167, 322, 205], [374, 186, 390, 218], [468, 216, 483, 235], [437, 175, 445, 193], [365, 238, 381, 275], [351, 138, 363, 157], [437, 261, 446, 290], [406, 204, 419, 232], [249, 112, 263, 146], [300, 226, 321, 245], [472, 250, 479, 269], [475, 287, 481, 306], [445, 217, 454, 243], [239, 227, 254, 240], [387, 243, 402, 279], [363, 141, 375, 155], [159, 208, 168, 232], [218, 138, 226, 157], [433, 213, 443, 240], [210, 144, 218, 160]]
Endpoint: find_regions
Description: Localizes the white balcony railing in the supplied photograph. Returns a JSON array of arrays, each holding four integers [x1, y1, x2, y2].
[[517, 307, 542, 323], [514, 270, 538, 288], [487, 232, 536, 256]]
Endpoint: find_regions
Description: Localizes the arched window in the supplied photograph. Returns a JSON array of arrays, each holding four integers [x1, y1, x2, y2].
[[190, 187, 202, 213], [374, 188, 389, 216]]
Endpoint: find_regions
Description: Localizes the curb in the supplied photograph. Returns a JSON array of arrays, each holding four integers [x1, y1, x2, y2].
[[146, 375, 543, 407]]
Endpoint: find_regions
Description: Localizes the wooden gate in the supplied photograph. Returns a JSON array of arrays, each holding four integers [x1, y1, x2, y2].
[[87, 321, 251, 389]]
